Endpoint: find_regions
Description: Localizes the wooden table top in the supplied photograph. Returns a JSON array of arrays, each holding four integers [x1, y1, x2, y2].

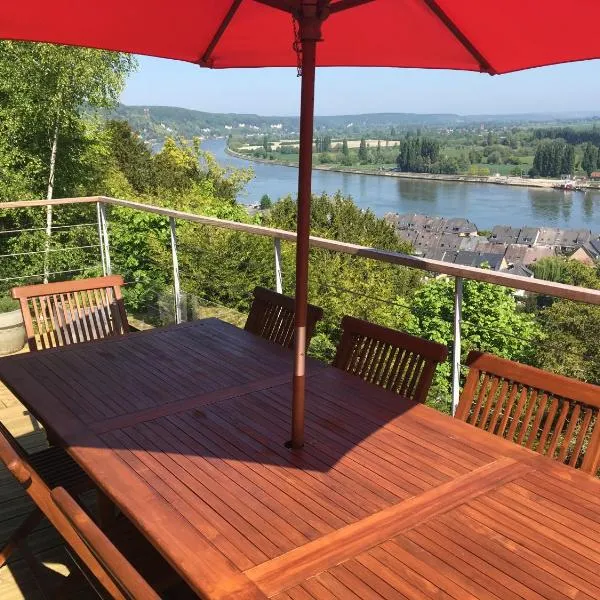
[[1, 318, 599, 600]]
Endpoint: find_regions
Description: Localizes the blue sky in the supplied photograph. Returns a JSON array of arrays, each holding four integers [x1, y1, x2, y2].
[[121, 55, 600, 116]]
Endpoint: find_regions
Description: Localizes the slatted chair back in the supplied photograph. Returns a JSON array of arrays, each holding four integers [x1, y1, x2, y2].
[[333, 316, 449, 403], [244, 286, 324, 349], [0, 421, 127, 598], [456, 351, 600, 475], [11, 275, 129, 352], [51, 487, 161, 600]]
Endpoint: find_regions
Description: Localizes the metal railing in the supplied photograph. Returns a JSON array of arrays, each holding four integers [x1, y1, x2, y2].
[[4, 194, 600, 414]]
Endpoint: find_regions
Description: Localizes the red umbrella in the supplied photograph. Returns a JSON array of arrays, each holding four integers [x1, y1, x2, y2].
[[2, 0, 600, 448]]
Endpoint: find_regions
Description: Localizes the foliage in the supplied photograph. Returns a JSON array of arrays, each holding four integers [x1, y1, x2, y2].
[[0, 41, 135, 200], [0, 296, 19, 313], [535, 302, 600, 384], [396, 136, 441, 173], [531, 140, 573, 177], [260, 194, 272, 209], [530, 257, 600, 289], [405, 277, 541, 411], [529, 256, 600, 385], [582, 143, 599, 176], [263, 193, 421, 359]]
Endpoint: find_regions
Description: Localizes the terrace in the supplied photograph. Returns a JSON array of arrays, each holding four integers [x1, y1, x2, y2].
[[0, 195, 599, 599]]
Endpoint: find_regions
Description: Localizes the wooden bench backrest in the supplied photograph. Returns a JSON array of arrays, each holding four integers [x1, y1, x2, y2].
[[244, 286, 324, 349], [51, 487, 160, 600], [456, 351, 600, 474], [333, 316, 449, 403], [0, 422, 127, 598], [11, 275, 129, 351]]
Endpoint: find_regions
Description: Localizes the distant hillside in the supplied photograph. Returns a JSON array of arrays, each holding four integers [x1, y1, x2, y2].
[[106, 104, 600, 146]]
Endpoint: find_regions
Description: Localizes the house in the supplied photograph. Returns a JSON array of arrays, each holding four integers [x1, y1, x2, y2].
[[570, 239, 600, 266], [558, 229, 592, 251], [537, 227, 561, 246], [502, 263, 534, 278], [590, 171, 600, 180], [395, 229, 418, 246], [453, 251, 507, 271], [413, 231, 442, 255], [458, 235, 490, 252], [504, 244, 556, 267], [489, 225, 520, 245], [442, 218, 478, 236], [516, 227, 540, 246]]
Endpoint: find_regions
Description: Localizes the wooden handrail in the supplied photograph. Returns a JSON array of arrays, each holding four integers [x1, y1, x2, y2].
[[0, 197, 100, 209], [2, 195, 600, 306]]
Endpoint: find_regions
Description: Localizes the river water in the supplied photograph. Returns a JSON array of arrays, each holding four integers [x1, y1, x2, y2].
[[203, 138, 600, 231]]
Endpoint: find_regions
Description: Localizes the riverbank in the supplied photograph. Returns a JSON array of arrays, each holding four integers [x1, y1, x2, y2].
[[225, 146, 600, 191]]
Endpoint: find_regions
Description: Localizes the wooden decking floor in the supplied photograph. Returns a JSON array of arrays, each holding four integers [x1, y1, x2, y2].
[[0, 378, 96, 600]]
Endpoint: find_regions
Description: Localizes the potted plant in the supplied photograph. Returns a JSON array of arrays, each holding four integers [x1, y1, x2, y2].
[[0, 295, 26, 355]]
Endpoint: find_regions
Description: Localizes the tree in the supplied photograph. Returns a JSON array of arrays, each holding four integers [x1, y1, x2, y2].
[[535, 302, 600, 385], [405, 277, 540, 410], [259, 194, 272, 209], [0, 41, 135, 280], [528, 256, 600, 385], [561, 144, 575, 175], [358, 138, 369, 163], [342, 139, 349, 157], [582, 143, 599, 176]]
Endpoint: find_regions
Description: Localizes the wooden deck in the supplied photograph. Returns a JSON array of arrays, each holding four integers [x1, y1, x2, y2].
[[0, 370, 96, 599]]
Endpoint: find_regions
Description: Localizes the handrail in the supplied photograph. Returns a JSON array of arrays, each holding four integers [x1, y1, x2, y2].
[[2, 195, 600, 306]]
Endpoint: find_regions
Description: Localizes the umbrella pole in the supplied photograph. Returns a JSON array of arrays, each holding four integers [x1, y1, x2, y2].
[[289, 35, 317, 450]]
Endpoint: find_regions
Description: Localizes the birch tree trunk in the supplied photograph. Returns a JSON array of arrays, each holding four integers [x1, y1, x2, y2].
[[43, 121, 59, 284]]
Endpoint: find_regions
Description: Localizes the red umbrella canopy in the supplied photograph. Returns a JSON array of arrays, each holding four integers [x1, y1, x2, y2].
[[1, 0, 600, 74]]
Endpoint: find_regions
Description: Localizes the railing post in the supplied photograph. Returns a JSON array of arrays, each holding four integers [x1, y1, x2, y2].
[[98, 201, 111, 275], [170, 217, 183, 324], [96, 202, 107, 276], [452, 276, 463, 415], [274, 237, 283, 294]]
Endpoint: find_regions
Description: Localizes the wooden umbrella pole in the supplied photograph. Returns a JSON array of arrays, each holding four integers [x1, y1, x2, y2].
[[289, 5, 322, 449]]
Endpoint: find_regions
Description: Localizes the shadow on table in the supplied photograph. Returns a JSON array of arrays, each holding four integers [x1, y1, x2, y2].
[[93, 368, 420, 474]]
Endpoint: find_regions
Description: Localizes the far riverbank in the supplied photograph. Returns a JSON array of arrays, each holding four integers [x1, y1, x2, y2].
[[225, 146, 600, 191]]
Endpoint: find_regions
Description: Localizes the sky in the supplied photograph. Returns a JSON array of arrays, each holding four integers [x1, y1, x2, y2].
[[121, 55, 600, 117]]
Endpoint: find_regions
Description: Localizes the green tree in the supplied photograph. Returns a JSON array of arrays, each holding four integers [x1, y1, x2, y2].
[[0, 41, 135, 200], [358, 138, 369, 163], [529, 256, 600, 385], [405, 277, 540, 411], [561, 144, 575, 175], [535, 302, 600, 384], [342, 139, 349, 157], [259, 194, 272, 209], [582, 143, 599, 176]]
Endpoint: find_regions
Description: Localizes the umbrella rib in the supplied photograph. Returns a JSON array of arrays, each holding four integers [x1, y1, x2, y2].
[[199, 0, 244, 66], [328, 0, 375, 14], [423, 0, 497, 75]]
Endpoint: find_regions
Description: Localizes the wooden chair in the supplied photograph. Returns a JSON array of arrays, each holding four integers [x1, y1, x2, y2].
[[244, 286, 323, 349], [0, 421, 103, 583], [11, 275, 129, 352], [52, 487, 182, 600], [333, 316, 449, 403], [456, 351, 600, 474]]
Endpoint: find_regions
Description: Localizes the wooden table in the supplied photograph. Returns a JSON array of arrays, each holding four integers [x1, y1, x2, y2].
[[1, 318, 599, 600]]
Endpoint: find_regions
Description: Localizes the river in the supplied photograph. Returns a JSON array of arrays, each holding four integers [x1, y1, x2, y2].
[[203, 138, 600, 231]]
